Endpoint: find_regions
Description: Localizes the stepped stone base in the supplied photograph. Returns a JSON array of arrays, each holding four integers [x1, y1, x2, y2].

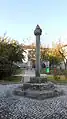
[[30, 76, 47, 83], [13, 77, 64, 100], [14, 87, 63, 100]]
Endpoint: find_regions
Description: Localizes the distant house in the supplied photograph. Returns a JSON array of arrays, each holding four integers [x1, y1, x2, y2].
[[22, 44, 67, 69]]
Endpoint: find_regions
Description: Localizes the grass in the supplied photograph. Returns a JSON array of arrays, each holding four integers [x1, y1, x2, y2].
[[40, 68, 54, 74], [13, 68, 24, 75], [0, 76, 22, 84], [41, 68, 67, 84], [47, 75, 67, 84], [0, 68, 24, 84]]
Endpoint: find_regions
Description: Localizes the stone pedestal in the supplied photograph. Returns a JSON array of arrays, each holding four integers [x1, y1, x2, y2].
[[30, 76, 47, 83], [13, 82, 64, 100]]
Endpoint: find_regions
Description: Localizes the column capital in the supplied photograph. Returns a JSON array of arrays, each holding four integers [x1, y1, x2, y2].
[[34, 25, 42, 36]]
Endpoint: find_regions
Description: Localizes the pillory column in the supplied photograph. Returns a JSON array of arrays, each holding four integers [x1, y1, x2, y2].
[[34, 25, 42, 77]]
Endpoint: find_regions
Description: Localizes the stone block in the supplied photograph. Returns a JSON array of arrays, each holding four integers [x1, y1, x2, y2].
[[30, 76, 47, 83], [23, 83, 31, 90]]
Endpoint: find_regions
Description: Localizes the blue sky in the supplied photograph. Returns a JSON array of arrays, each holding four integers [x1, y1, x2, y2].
[[0, 0, 67, 47]]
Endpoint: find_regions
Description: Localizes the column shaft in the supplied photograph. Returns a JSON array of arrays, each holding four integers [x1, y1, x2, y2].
[[36, 35, 40, 77]]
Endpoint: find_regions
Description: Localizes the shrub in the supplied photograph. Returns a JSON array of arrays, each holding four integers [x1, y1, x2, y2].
[[63, 70, 67, 79], [53, 75, 60, 81]]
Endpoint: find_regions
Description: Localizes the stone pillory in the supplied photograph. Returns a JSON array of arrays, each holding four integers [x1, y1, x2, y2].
[[13, 25, 64, 100], [34, 25, 42, 77]]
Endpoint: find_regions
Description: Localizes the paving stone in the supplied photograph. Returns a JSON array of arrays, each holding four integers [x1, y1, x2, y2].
[[0, 84, 67, 118]]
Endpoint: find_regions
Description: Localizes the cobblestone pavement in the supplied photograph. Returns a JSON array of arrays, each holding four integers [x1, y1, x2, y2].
[[0, 70, 67, 119], [0, 84, 67, 119]]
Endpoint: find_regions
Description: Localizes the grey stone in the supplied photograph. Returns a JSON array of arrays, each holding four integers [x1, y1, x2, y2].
[[14, 82, 64, 100], [23, 83, 31, 90], [34, 25, 42, 77], [34, 25, 42, 36], [13, 88, 25, 96], [30, 76, 47, 83]]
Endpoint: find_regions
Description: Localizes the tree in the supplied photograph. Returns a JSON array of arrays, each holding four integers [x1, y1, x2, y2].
[[40, 43, 63, 68], [7, 40, 25, 63], [41, 47, 49, 61], [0, 35, 25, 78], [48, 43, 63, 67], [59, 45, 67, 70], [0, 37, 25, 62]]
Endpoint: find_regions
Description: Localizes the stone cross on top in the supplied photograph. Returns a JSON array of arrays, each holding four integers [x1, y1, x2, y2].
[[34, 25, 42, 77]]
